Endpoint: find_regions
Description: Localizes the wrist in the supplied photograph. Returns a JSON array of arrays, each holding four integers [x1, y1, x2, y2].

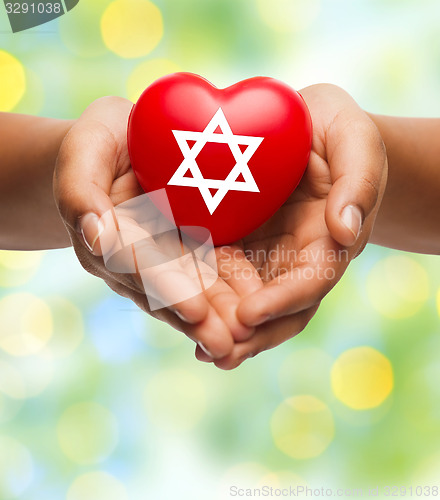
[[0, 116, 77, 250], [367, 113, 440, 254]]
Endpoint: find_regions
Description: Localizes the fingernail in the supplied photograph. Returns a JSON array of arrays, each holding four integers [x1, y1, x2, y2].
[[175, 309, 190, 323], [249, 313, 271, 327], [341, 205, 362, 243], [198, 341, 214, 358], [78, 213, 104, 254]]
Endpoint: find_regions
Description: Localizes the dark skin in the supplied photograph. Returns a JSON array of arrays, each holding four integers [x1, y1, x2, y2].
[[2, 83, 439, 369], [198, 84, 387, 368]]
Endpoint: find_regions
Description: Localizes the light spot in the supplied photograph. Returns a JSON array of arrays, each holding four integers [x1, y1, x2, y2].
[[144, 369, 206, 431], [219, 462, 270, 497], [436, 287, 440, 317], [366, 255, 429, 318], [13, 356, 54, 399], [0, 50, 26, 111], [0, 251, 43, 288], [403, 360, 440, 432], [67, 471, 128, 500], [88, 297, 142, 363], [127, 59, 181, 102], [256, 0, 320, 33], [0, 293, 52, 356], [219, 466, 306, 499], [101, 0, 163, 58], [0, 251, 43, 271], [60, 0, 108, 57], [0, 360, 26, 399], [57, 402, 119, 465], [331, 346, 393, 410], [412, 453, 440, 487], [138, 316, 184, 348], [0, 435, 34, 498], [278, 348, 333, 399], [0, 393, 23, 424], [259, 470, 307, 490], [271, 395, 334, 459], [11, 69, 45, 116], [43, 297, 84, 358]]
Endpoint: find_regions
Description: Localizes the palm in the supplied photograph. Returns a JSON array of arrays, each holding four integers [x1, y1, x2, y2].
[[240, 147, 334, 283], [108, 91, 343, 302], [60, 89, 385, 369], [201, 85, 388, 369]]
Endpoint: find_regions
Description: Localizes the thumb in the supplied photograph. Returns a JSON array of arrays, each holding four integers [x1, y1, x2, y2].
[[324, 117, 387, 247], [54, 120, 119, 256]]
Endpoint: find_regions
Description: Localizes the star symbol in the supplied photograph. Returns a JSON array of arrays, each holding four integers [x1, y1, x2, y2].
[[167, 107, 264, 214]]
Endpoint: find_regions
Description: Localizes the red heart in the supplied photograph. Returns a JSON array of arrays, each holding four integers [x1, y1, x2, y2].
[[127, 73, 312, 245]]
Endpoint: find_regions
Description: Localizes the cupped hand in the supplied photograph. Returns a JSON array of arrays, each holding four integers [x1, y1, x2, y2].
[[196, 84, 388, 369], [53, 97, 262, 359]]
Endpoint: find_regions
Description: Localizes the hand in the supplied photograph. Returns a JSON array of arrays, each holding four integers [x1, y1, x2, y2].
[[54, 97, 262, 359], [196, 84, 388, 369]]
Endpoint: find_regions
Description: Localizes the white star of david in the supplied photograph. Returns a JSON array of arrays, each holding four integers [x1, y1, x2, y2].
[[167, 107, 263, 214]]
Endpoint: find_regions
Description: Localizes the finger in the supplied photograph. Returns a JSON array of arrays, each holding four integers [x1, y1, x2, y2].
[[180, 306, 235, 359], [72, 210, 211, 324], [198, 245, 263, 342], [185, 244, 257, 341], [133, 235, 209, 323], [215, 245, 264, 297], [72, 239, 143, 295], [102, 203, 213, 324], [113, 281, 200, 332], [54, 97, 135, 254], [237, 238, 346, 326], [214, 306, 318, 370], [99, 244, 212, 325], [325, 113, 387, 246], [141, 265, 209, 324], [203, 277, 255, 342], [56, 99, 213, 327]]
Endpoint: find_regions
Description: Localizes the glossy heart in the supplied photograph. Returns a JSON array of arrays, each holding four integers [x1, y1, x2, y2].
[[127, 73, 312, 245]]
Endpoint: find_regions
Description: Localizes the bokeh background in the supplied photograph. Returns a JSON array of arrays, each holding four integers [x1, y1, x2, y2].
[[1, 0, 440, 498]]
